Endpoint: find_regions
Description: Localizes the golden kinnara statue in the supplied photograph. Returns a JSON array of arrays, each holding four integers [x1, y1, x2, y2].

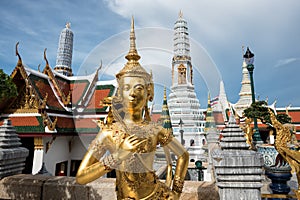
[[76, 17, 189, 200], [269, 108, 300, 199]]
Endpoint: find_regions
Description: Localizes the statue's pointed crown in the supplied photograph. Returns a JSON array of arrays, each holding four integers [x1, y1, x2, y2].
[[116, 16, 152, 83]]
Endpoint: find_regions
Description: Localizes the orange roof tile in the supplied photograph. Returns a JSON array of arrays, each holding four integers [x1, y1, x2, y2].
[[277, 110, 300, 123], [55, 117, 75, 129], [10, 116, 40, 126], [70, 81, 89, 105], [55, 76, 70, 97], [86, 89, 110, 110], [74, 118, 98, 129], [2, 116, 45, 133]]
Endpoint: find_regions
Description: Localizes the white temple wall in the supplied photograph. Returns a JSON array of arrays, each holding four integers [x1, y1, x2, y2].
[[70, 136, 94, 160], [42, 135, 96, 176], [43, 136, 70, 175]]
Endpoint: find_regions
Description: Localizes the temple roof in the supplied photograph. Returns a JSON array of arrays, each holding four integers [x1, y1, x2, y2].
[[0, 48, 116, 135]]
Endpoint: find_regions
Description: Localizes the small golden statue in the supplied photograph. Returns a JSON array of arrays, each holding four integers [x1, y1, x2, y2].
[[241, 117, 254, 149], [76, 17, 189, 200], [269, 108, 300, 199]]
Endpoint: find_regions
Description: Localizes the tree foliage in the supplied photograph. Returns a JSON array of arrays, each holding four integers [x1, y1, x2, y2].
[[0, 69, 18, 102], [243, 100, 291, 124]]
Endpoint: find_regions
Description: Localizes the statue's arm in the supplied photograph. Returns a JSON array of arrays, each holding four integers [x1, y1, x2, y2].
[[76, 131, 112, 184], [158, 128, 189, 196]]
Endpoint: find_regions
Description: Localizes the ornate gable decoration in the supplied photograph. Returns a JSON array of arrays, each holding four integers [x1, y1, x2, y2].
[[42, 49, 71, 107]]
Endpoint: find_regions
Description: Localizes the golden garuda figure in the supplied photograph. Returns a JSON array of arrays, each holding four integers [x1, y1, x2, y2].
[[269, 108, 300, 199], [76, 17, 189, 200]]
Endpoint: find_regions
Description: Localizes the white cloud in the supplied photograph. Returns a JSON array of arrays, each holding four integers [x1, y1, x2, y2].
[[274, 58, 300, 68], [78, 26, 222, 104], [1, 0, 300, 107], [105, 0, 300, 107]]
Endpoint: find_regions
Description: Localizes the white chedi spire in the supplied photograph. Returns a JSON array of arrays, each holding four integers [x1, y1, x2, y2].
[[172, 11, 193, 86], [54, 22, 74, 76], [173, 11, 190, 57], [232, 58, 253, 117], [211, 81, 230, 121], [168, 12, 206, 162], [219, 81, 229, 108]]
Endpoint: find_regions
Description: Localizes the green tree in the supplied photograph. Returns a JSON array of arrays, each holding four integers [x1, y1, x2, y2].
[[243, 100, 291, 124], [0, 69, 18, 102]]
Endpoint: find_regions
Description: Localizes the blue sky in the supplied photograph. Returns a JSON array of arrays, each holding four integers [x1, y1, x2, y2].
[[1, 0, 300, 108]]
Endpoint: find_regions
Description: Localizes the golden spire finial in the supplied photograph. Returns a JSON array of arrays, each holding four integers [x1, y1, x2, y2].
[[15, 42, 22, 66], [179, 10, 183, 18], [116, 16, 153, 98], [44, 48, 49, 67], [66, 22, 71, 29], [125, 16, 140, 61], [207, 92, 211, 104], [285, 103, 292, 117], [164, 87, 167, 101]]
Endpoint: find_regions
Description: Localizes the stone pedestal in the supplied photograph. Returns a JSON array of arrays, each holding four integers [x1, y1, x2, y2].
[[0, 119, 29, 178], [257, 144, 293, 197], [212, 115, 263, 200], [266, 171, 292, 194]]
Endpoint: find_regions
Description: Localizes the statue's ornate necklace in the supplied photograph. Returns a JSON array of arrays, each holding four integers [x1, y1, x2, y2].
[[115, 122, 158, 153], [114, 122, 160, 197]]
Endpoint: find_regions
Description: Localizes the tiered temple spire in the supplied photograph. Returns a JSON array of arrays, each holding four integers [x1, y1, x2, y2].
[[168, 11, 206, 161], [232, 51, 253, 117], [211, 81, 230, 122], [172, 11, 193, 85], [205, 93, 216, 132], [54, 22, 74, 76], [161, 87, 172, 130]]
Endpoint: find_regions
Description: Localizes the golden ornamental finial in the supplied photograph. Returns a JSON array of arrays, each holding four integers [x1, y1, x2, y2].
[[150, 70, 153, 80], [286, 103, 292, 117], [15, 42, 22, 66], [44, 48, 49, 67], [125, 16, 140, 61], [207, 92, 211, 104], [163, 87, 167, 101], [116, 17, 152, 86], [179, 10, 183, 18], [66, 22, 71, 29]]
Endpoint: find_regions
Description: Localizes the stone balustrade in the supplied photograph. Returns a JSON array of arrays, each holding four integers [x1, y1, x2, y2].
[[0, 174, 219, 200]]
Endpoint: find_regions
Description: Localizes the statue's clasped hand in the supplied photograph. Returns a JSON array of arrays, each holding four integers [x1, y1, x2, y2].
[[116, 135, 146, 161]]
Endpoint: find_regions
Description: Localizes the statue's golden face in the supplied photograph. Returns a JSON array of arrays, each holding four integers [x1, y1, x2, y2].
[[120, 76, 148, 112]]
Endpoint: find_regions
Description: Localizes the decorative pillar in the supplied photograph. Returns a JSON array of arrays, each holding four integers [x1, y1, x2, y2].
[[32, 137, 44, 175]]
